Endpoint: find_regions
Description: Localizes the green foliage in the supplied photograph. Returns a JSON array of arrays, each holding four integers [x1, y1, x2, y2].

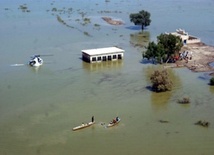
[[157, 33, 183, 57], [150, 69, 172, 92], [143, 33, 183, 63], [210, 77, 214, 85], [143, 41, 165, 63], [130, 10, 151, 30]]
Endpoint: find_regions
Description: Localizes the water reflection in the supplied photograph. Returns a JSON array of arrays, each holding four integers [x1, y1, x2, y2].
[[209, 85, 214, 93], [151, 91, 172, 111], [144, 65, 182, 110], [29, 66, 42, 73], [129, 31, 150, 50], [82, 60, 123, 71]]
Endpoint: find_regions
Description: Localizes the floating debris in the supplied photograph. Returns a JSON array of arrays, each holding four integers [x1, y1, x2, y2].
[[195, 120, 210, 127]]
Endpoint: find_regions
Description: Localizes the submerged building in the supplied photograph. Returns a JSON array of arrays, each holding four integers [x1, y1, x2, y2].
[[82, 47, 124, 63], [168, 29, 201, 44]]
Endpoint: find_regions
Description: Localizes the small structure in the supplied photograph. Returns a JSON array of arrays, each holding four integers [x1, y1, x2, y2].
[[28, 55, 43, 67], [168, 29, 201, 44], [82, 47, 124, 63]]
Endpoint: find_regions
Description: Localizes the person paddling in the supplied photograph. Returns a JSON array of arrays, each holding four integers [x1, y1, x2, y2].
[[92, 116, 94, 122]]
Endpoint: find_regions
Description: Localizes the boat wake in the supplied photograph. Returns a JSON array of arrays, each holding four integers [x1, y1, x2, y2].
[[10, 64, 25, 67]]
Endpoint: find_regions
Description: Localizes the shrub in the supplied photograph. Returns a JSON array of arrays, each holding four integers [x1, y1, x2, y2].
[[210, 77, 214, 85], [177, 97, 190, 104], [150, 69, 172, 92]]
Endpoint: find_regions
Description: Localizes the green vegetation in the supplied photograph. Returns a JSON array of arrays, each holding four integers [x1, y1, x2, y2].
[[83, 31, 90, 36], [150, 69, 172, 92], [129, 10, 151, 30], [130, 31, 150, 48], [82, 18, 91, 25], [18, 4, 30, 12], [177, 97, 190, 104], [94, 24, 100, 27], [52, 7, 57, 12], [210, 77, 214, 85], [143, 33, 183, 63], [56, 15, 66, 24]]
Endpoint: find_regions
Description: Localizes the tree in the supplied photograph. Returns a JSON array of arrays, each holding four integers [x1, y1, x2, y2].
[[150, 69, 172, 92], [130, 10, 151, 30], [210, 77, 214, 85], [143, 41, 165, 64], [157, 33, 183, 61], [143, 33, 183, 63]]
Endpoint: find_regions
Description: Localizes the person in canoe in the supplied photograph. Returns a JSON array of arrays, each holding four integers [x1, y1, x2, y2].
[[107, 117, 121, 127], [92, 116, 94, 123], [72, 116, 95, 131], [112, 117, 119, 123]]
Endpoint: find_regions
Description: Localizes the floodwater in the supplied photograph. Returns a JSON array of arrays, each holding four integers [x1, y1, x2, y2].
[[0, 0, 214, 155]]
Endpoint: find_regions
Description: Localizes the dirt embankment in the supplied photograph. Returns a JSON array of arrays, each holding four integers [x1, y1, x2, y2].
[[102, 17, 124, 25], [175, 42, 214, 73]]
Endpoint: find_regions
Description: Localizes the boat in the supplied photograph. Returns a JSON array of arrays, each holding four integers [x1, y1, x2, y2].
[[72, 121, 95, 131], [29, 55, 43, 67], [107, 117, 121, 128], [72, 116, 95, 131]]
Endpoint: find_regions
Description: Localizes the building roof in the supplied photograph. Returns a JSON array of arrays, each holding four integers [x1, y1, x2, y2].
[[82, 47, 124, 56]]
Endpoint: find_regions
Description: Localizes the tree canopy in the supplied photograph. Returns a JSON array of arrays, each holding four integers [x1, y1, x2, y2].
[[143, 33, 183, 63], [130, 10, 151, 30]]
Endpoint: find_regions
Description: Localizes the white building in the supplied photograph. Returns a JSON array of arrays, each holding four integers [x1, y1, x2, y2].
[[82, 47, 124, 63], [168, 29, 201, 44]]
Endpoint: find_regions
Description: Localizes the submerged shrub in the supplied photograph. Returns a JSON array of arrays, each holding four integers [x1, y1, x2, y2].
[[150, 69, 172, 92], [177, 97, 190, 104], [210, 77, 214, 85]]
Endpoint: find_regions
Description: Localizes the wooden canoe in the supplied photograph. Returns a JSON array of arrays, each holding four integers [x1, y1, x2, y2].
[[72, 121, 95, 131], [107, 118, 121, 128]]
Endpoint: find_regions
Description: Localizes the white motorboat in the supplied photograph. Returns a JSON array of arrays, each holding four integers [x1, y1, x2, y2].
[[29, 55, 43, 67]]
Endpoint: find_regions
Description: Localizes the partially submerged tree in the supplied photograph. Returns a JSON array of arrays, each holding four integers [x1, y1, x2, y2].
[[150, 69, 172, 92], [143, 41, 165, 64], [143, 33, 183, 63], [130, 10, 151, 30], [157, 33, 183, 61]]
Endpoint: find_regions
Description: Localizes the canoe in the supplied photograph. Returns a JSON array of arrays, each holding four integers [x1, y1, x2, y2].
[[107, 118, 121, 128], [72, 121, 95, 131]]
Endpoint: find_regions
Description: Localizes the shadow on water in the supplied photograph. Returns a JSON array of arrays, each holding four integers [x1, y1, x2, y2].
[[140, 59, 154, 64], [198, 72, 212, 81], [126, 26, 142, 30]]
